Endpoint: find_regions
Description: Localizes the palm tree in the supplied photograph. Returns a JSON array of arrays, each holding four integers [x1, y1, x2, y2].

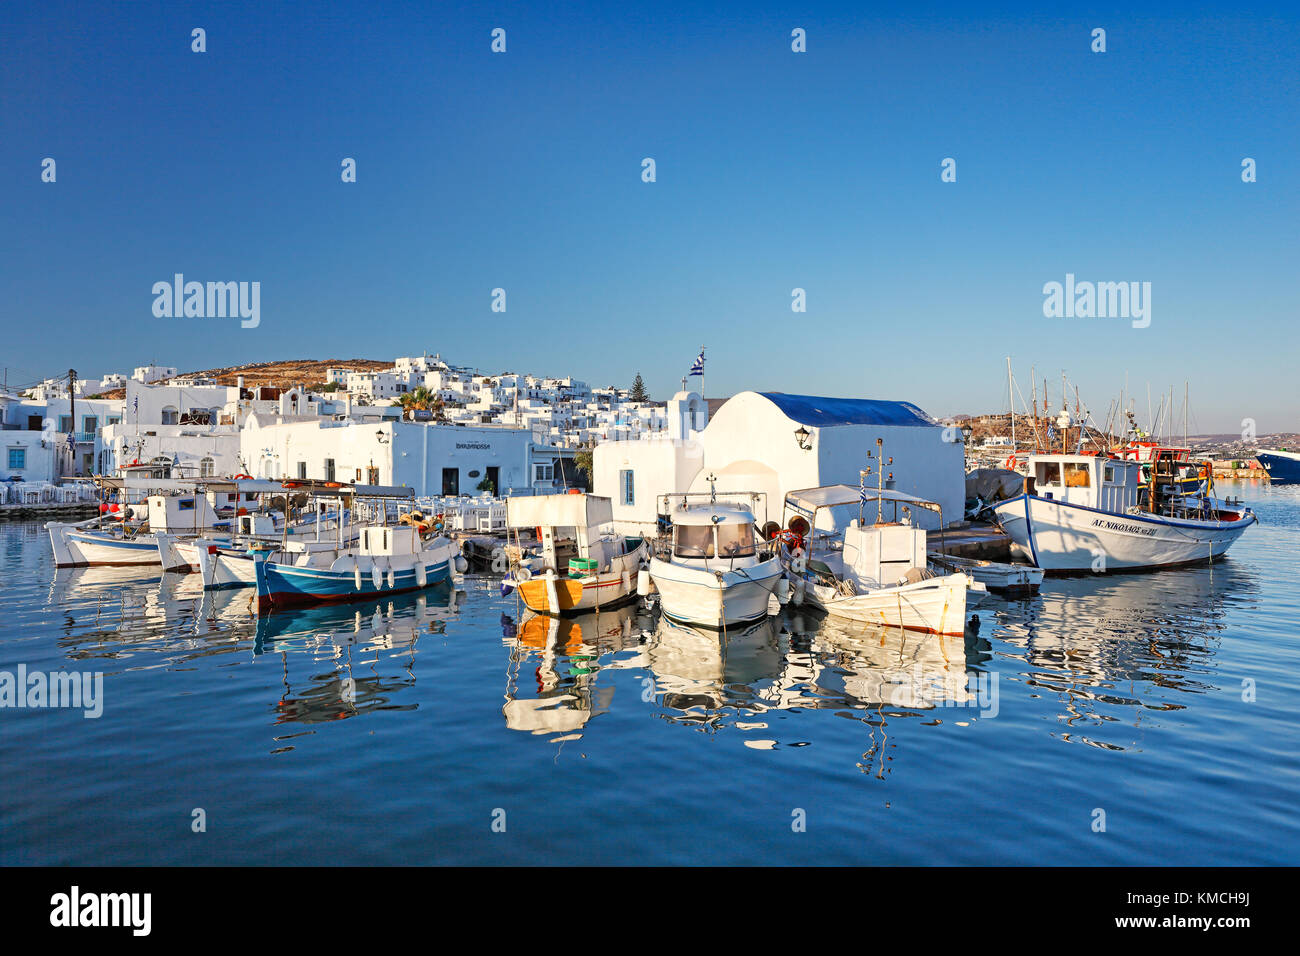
[[398, 386, 436, 419]]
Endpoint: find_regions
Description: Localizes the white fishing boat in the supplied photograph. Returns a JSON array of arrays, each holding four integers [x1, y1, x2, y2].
[[926, 551, 1044, 594], [48, 489, 231, 567], [779, 483, 985, 636], [501, 493, 648, 615], [648, 491, 785, 629], [991, 454, 1256, 572]]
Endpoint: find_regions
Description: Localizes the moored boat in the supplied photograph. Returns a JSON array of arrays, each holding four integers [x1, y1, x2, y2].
[[648, 495, 785, 629], [779, 483, 984, 636], [991, 453, 1256, 572], [501, 493, 648, 615], [1255, 448, 1300, 484]]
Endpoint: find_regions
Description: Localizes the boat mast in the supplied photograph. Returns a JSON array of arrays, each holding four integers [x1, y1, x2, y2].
[[1007, 356, 1015, 452]]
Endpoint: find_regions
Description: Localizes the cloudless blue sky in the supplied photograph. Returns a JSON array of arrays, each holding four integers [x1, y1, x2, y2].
[[3, 1, 1297, 432]]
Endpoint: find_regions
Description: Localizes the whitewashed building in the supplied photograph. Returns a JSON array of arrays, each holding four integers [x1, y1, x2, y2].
[[594, 391, 964, 534]]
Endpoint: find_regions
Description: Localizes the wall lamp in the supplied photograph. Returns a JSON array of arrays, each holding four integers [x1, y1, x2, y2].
[[794, 426, 812, 451]]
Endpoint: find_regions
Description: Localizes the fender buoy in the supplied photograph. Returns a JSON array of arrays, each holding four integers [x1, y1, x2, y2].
[[515, 566, 532, 583]]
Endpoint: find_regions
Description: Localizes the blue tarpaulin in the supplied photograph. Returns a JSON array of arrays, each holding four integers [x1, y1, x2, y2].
[[758, 393, 936, 428]]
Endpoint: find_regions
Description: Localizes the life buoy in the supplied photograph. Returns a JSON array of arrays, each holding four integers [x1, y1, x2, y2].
[[1005, 454, 1019, 470], [776, 530, 803, 550], [234, 473, 253, 480]]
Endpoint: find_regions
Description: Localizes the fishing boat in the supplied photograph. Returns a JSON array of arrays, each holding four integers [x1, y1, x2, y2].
[[779, 483, 984, 636], [648, 489, 785, 629], [156, 480, 357, 586], [1255, 448, 1300, 484], [991, 453, 1256, 572], [253, 484, 464, 610], [48, 488, 232, 567], [501, 493, 648, 615]]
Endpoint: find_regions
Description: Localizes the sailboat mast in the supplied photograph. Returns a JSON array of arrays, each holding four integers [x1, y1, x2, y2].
[[1007, 356, 1015, 451]]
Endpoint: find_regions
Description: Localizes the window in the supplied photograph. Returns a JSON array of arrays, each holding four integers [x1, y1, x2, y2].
[[82, 416, 97, 435], [620, 469, 635, 506], [716, 523, 756, 557], [107, 416, 121, 426], [534, 463, 554, 482], [161, 406, 179, 425], [58, 415, 73, 433], [1063, 463, 1091, 488], [324, 458, 336, 482], [297, 462, 308, 480], [674, 524, 714, 558], [27, 415, 42, 431], [1038, 462, 1061, 485], [1103, 465, 1116, 484], [7, 448, 25, 470], [200, 457, 215, 478]]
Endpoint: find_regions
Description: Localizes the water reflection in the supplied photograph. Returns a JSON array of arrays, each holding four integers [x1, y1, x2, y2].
[[991, 563, 1260, 749], [500, 604, 648, 736], [255, 585, 462, 731]]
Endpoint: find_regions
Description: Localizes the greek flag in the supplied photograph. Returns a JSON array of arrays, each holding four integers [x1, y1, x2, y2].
[[688, 350, 705, 376], [133, 396, 139, 413], [1046, 425, 1056, 441], [860, 482, 868, 504]]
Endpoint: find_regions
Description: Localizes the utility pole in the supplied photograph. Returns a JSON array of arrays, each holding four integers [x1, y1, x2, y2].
[[68, 368, 77, 476]]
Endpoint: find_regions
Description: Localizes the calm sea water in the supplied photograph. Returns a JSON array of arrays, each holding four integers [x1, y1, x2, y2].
[[2, 481, 1297, 866]]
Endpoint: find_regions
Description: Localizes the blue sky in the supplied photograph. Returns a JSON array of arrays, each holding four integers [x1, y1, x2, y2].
[[3, 1, 1297, 432]]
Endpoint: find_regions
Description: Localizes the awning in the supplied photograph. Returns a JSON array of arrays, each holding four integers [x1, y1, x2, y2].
[[784, 484, 942, 520]]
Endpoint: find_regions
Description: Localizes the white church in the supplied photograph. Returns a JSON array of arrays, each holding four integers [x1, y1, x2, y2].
[[593, 390, 965, 534]]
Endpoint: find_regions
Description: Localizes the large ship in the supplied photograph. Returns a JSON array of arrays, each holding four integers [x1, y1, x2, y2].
[[1255, 449, 1300, 484]]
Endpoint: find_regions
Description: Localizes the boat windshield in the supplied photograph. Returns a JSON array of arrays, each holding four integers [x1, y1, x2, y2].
[[674, 524, 715, 558], [716, 523, 755, 557]]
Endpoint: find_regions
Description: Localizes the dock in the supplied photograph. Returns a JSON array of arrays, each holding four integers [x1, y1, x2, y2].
[[0, 502, 98, 522]]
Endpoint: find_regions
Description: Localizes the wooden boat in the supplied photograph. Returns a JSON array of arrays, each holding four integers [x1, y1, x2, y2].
[[779, 483, 985, 636], [254, 524, 461, 610], [501, 493, 648, 615], [991, 454, 1256, 571]]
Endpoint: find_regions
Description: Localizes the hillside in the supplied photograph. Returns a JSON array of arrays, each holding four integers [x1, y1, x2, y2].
[[93, 359, 391, 398]]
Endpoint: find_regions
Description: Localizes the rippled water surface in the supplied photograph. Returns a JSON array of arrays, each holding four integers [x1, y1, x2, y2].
[[3, 481, 1298, 865]]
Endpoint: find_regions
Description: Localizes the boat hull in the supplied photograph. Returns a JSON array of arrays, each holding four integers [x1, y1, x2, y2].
[[48, 523, 162, 567], [649, 556, 783, 629], [812, 573, 980, 636], [1257, 451, 1300, 484], [255, 542, 457, 610], [992, 493, 1256, 572]]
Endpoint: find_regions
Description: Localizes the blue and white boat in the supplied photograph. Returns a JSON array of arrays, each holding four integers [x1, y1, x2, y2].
[[255, 523, 464, 610], [1255, 449, 1300, 484], [992, 454, 1256, 572]]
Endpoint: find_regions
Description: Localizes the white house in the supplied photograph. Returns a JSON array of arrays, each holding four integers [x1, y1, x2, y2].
[[594, 391, 964, 534], [240, 417, 564, 496]]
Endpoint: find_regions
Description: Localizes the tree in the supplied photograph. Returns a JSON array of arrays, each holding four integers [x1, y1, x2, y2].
[[574, 444, 594, 479], [630, 373, 648, 402], [397, 386, 436, 418]]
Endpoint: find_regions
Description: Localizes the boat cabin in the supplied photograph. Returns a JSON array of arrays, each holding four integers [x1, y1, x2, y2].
[[782, 485, 943, 589], [506, 493, 637, 574], [146, 493, 223, 532], [1026, 455, 1141, 511], [669, 505, 758, 561]]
